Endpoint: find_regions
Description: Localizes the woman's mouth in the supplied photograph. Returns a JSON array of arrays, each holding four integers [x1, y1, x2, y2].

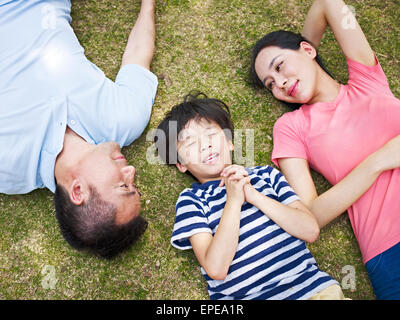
[[288, 80, 299, 97]]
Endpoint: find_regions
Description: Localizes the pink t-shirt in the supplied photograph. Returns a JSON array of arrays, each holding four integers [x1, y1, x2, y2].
[[272, 55, 400, 264]]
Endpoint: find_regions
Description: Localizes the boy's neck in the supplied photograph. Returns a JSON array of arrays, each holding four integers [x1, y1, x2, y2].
[[195, 164, 232, 184]]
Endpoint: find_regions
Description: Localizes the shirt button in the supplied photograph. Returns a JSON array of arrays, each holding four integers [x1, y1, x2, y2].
[[70, 120, 76, 125]]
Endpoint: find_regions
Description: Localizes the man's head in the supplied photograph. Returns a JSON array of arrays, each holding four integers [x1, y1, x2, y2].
[[155, 92, 234, 183], [54, 139, 147, 259]]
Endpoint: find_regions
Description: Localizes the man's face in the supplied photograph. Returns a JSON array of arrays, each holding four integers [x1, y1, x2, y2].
[[77, 142, 141, 225], [176, 118, 234, 183]]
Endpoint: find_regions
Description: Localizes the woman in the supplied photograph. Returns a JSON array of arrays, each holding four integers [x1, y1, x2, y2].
[[251, 0, 400, 299]]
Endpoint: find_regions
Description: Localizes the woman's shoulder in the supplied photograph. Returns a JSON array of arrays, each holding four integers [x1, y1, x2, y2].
[[274, 108, 305, 132]]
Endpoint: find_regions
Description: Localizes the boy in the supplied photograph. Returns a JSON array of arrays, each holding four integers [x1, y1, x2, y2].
[[155, 92, 346, 300]]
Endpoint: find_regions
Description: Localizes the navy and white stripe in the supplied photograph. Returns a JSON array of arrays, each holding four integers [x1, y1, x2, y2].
[[171, 166, 337, 300]]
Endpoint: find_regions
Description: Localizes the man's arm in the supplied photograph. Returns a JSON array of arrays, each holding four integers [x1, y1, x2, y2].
[[121, 0, 155, 70]]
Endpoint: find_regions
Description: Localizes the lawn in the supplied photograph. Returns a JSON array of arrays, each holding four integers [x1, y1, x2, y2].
[[0, 0, 399, 300]]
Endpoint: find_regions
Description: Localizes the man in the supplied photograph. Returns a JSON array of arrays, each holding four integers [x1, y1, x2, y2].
[[0, 0, 158, 258]]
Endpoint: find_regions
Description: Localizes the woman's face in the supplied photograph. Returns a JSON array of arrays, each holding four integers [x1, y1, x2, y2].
[[254, 42, 319, 104]]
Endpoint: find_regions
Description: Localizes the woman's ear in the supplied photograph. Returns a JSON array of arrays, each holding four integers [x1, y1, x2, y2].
[[299, 41, 317, 59]]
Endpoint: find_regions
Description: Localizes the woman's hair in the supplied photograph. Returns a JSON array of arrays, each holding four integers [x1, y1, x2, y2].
[[155, 91, 234, 167], [250, 30, 333, 109]]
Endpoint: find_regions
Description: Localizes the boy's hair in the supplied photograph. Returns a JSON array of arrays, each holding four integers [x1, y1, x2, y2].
[[155, 91, 234, 166]]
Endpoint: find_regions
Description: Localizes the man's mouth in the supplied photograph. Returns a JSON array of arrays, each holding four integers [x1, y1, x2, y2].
[[203, 152, 219, 165], [288, 80, 299, 97], [114, 154, 127, 163]]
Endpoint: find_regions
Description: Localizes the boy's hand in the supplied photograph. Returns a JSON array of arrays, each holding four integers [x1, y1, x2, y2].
[[243, 183, 259, 205], [224, 175, 251, 206], [219, 165, 249, 187]]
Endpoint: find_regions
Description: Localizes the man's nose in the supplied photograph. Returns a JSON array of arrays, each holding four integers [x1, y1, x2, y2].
[[121, 165, 136, 183]]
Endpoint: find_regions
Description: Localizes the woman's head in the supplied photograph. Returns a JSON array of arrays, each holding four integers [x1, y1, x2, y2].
[[250, 30, 332, 108]]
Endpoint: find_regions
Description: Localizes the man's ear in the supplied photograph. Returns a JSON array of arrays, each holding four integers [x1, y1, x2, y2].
[[176, 162, 188, 173], [299, 41, 317, 59], [69, 179, 88, 206]]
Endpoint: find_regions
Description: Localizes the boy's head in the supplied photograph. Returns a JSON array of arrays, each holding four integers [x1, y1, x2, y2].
[[155, 92, 234, 183]]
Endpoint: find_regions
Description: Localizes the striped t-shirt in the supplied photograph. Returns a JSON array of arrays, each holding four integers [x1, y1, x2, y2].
[[171, 165, 337, 300]]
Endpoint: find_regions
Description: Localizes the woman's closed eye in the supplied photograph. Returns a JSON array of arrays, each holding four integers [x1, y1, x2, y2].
[[276, 61, 283, 72]]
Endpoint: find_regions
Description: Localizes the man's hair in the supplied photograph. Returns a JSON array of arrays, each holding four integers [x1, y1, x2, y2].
[[155, 91, 234, 166], [250, 30, 333, 110], [54, 184, 148, 259]]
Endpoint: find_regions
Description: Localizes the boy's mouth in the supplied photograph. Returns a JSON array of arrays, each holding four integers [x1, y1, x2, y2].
[[203, 152, 219, 165]]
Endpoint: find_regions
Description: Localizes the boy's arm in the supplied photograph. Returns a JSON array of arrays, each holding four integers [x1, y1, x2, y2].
[[189, 176, 250, 281], [244, 185, 320, 243]]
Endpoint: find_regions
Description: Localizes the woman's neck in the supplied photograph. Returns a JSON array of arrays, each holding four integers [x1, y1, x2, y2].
[[307, 67, 341, 105]]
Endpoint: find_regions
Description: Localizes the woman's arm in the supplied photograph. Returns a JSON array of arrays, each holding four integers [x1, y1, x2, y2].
[[278, 135, 400, 228], [302, 0, 375, 66]]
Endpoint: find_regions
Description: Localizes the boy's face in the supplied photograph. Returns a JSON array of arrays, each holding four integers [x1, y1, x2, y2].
[[176, 118, 234, 183]]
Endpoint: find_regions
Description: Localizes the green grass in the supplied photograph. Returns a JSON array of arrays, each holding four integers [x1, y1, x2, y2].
[[1, 0, 399, 300]]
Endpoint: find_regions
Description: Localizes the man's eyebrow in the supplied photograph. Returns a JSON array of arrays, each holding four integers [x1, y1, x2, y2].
[[122, 191, 137, 197]]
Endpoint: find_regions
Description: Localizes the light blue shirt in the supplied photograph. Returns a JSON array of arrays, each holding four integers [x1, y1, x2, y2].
[[0, 0, 158, 194]]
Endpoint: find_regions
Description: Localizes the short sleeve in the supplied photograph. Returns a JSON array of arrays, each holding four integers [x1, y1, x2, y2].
[[271, 113, 308, 167], [268, 167, 300, 205], [115, 64, 158, 103], [346, 54, 392, 96], [111, 64, 158, 145], [66, 62, 158, 148], [171, 191, 212, 250]]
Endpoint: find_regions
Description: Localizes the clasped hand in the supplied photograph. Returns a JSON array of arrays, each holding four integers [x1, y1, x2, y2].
[[218, 165, 257, 204]]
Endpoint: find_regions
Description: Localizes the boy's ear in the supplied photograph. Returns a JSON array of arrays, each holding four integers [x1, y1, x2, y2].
[[176, 162, 188, 173], [228, 139, 234, 152]]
